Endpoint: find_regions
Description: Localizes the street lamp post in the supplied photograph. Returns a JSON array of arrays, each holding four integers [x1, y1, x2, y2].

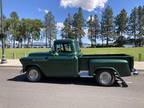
[[0, 0, 6, 64]]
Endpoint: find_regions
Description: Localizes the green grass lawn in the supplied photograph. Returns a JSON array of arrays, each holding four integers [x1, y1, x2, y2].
[[0, 47, 144, 61]]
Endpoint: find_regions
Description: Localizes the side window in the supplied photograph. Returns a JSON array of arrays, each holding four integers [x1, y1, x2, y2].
[[56, 43, 72, 53], [63, 43, 72, 52], [56, 44, 63, 52]]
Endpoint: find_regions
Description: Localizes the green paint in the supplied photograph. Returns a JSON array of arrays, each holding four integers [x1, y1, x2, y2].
[[20, 39, 133, 78]]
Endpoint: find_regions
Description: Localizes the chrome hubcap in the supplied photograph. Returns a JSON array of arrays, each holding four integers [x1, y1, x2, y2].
[[99, 72, 112, 85], [28, 69, 39, 81]]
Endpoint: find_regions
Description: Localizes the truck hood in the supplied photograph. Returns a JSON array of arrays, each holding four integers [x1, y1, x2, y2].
[[28, 52, 51, 57]]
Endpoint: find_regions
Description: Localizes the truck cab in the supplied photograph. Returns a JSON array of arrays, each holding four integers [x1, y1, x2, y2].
[[53, 39, 81, 56]]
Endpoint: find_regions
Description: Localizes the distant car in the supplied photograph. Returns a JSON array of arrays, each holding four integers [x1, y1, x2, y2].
[[20, 39, 134, 86]]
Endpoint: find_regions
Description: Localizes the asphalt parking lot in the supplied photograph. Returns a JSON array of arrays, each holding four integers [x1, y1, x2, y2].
[[0, 67, 144, 108]]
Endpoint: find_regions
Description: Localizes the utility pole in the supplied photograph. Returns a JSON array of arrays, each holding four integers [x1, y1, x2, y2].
[[0, 0, 6, 64]]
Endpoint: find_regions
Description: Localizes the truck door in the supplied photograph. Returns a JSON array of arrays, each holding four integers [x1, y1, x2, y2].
[[44, 42, 79, 77]]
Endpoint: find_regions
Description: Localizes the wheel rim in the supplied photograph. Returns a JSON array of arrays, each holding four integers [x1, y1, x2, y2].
[[99, 72, 112, 85], [28, 69, 39, 81]]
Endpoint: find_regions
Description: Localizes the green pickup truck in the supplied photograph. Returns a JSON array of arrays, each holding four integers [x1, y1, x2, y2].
[[20, 39, 135, 86]]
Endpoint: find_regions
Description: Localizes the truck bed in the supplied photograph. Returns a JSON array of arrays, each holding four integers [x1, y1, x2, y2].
[[79, 54, 134, 71]]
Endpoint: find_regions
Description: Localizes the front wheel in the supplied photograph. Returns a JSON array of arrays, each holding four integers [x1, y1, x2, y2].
[[26, 67, 42, 82], [95, 70, 115, 86]]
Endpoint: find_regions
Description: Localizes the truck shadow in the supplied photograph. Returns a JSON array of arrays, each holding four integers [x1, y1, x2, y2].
[[8, 74, 120, 87]]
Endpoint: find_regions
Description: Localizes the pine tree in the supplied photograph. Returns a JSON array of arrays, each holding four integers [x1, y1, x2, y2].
[[115, 9, 128, 46], [87, 15, 94, 47], [128, 7, 138, 47], [100, 19, 105, 46], [93, 15, 100, 46], [101, 6, 114, 46], [142, 6, 144, 46], [73, 7, 85, 47], [87, 15, 100, 47], [61, 13, 74, 39], [44, 11, 57, 48], [137, 6, 144, 46]]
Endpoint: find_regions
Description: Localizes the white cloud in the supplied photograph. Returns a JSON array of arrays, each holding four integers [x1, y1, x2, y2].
[[38, 8, 42, 12], [38, 8, 49, 14], [44, 9, 49, 14], [60, 0, 108, 12], [57, 22, 64, 31]]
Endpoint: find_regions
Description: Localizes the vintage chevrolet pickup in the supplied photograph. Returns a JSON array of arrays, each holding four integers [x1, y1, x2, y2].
[[20, 39, 135, 86]]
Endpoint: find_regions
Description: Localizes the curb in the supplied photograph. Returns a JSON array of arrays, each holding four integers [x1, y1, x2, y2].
[[136, 69, 144, 72], [0, 65, 22, 68]]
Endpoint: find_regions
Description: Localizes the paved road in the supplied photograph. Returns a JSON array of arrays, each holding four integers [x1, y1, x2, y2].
[[0, 67, 144, 108]]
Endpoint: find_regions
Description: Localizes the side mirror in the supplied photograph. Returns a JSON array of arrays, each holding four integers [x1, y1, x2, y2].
[[53, 52, 59, 56]]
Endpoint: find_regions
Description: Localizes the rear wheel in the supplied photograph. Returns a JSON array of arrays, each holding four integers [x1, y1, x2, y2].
[[26, 67, 42, 82], [95, 70, 115, 86]]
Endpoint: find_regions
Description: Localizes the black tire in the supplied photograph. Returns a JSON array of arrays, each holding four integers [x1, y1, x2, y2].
[[26, 66, 42, 82], [95, 70, 115, 86]]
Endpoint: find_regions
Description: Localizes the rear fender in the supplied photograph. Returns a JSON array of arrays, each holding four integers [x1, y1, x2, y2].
[[89, 59, 131, 77], [92, 67, 119, 76]]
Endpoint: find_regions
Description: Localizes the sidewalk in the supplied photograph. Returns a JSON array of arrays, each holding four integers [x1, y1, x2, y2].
[[134, 62, 144, 71], [0, 59, 144, 71], [0, 59, 22, 67]]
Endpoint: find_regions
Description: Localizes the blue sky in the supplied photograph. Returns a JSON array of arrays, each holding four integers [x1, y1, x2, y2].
[[3, 0, 144, 22], [3, 0, 144, 43]]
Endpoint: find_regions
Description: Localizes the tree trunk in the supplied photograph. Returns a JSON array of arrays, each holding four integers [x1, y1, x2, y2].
[[102, 36, 104, 46], [13, 38, 15, 48], [21, 39, 23, 48], [18, 41, 20, 48], [46, 35, 48, 48], [90, 28, 93, 47], [94, 36, 97, 47], [27, 37, 30, 48], [90, 31, 93, 47], [79, 37, 82, 48], [31, 37, 33, 48], [45, 30, 48, 48], [20, 41, 22, 48], [91, 38, 93, 47], [49, 33, 52, 48], [134, 34, 136, 47], [106, 35, 109, 46]]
